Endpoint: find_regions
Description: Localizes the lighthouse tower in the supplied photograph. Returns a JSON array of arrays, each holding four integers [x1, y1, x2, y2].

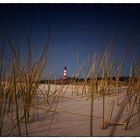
[[63, 66, 67, 80]]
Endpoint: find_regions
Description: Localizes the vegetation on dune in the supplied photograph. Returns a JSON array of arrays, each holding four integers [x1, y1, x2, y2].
[[0, 24, 64, 136], [0, 26, 140, 136]]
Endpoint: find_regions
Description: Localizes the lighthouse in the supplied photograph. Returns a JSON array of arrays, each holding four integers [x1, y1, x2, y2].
[[63, 66, 67, 80]]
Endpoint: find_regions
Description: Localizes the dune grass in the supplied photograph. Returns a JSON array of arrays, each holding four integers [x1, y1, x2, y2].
[[0, 28, 140, 136]]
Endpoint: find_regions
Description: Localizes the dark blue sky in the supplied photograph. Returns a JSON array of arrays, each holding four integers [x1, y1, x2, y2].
[[0, 4, 140, 79]]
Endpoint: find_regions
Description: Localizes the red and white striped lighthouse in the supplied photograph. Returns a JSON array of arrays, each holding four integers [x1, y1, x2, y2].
[[63, 66, 67, 80]]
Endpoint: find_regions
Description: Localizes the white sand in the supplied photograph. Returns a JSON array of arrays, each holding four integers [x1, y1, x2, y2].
[[2, 84, 140, 136]]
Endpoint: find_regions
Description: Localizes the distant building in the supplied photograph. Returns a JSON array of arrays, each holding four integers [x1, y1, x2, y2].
[[63, 66, 67, 80]]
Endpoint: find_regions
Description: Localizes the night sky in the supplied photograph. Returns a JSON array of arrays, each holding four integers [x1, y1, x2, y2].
[[0, 4, 140, 79]]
